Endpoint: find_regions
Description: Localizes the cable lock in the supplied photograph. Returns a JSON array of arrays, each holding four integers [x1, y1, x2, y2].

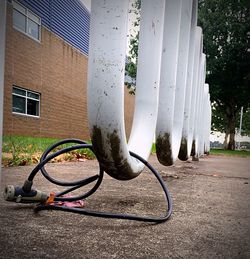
[[3, 139, 172, 223]]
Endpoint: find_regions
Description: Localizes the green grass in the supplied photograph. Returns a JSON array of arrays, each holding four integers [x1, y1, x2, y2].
[[2, 135, 95, 166], [151, 143, 250, 157], [3, 136, 248, 167], [210, 148, 250, 157], [2, 136, 60, 154], [151, 143, 156, 153]]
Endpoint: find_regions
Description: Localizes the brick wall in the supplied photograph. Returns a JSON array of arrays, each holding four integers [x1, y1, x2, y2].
[[3, 4, 135, 140]]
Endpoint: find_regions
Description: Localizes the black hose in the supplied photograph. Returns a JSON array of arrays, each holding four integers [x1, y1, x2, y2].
[[27, 139, 172, 223]]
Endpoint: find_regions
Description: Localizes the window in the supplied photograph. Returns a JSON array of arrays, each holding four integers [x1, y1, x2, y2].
[[12, 86, 40, 117], [12, 1, 41, 41]]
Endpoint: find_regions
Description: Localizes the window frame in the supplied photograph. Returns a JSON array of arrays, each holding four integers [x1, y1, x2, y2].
[[12, 86, 41, 118], [12, 0, 41, 42]]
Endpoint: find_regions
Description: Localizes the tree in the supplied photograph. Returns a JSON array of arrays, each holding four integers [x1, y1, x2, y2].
[[126, 0, 250, 150], [198, 0, 250, 150], [211, 102, 229, 148], [125, 0, 141, 94], [237, 107, 250, 136]]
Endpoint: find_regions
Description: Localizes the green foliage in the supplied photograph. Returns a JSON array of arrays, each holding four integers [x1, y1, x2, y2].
[[126, 0, 250, 149], [125, 0, 141, 93], [239, 108, 250, 136], [212, 106, 250, 137], [211, 102, 227, 132], [125, 57, 137, 79], [199, 0, 250, 107], [198, 0, 250, 149]]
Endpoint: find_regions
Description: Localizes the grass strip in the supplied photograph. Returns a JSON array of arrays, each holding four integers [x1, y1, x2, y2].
[[2, 135, 95, 166]]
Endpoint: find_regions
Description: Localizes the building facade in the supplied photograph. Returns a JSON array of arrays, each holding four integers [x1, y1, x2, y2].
[[3, 0, 135, 140]]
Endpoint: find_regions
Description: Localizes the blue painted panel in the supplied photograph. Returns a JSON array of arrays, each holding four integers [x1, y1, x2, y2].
[[17, 0, 90, 55]]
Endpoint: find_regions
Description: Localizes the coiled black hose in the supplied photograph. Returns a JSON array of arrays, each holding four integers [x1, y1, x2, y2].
[[26, 139, 172, 223]]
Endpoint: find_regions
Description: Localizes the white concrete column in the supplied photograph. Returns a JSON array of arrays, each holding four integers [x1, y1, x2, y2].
[[204, 86, 211, 153], [156, 0, 193, 166], [207, 93, 212, 153], [0, 0, 7, 181], [178, 0, 198, 160], [194, 53, 206, 158], [198, 81, 209, 156], [87, 0, 165, 180], [189, 27, 202, 157], [156, 0, 182, 166]]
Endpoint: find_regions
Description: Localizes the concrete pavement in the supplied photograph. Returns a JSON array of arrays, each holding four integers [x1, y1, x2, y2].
[[0, 154, 249, 258]]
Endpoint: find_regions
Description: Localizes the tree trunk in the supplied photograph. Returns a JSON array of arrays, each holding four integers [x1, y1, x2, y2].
[[228, 131, 235, 150], [223, 131, 229, 149], [226, 107, 237, 150]]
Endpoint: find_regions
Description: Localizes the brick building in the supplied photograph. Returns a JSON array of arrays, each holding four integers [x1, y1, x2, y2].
[[3, 0, 134, 140]]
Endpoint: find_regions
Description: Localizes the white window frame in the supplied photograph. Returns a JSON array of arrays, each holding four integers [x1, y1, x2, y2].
[[12, 0, 41, 42], [12, 86, 41, 118]]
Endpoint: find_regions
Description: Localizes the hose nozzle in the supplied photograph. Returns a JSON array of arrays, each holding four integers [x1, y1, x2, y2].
[[3, 185, 48, 203]]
